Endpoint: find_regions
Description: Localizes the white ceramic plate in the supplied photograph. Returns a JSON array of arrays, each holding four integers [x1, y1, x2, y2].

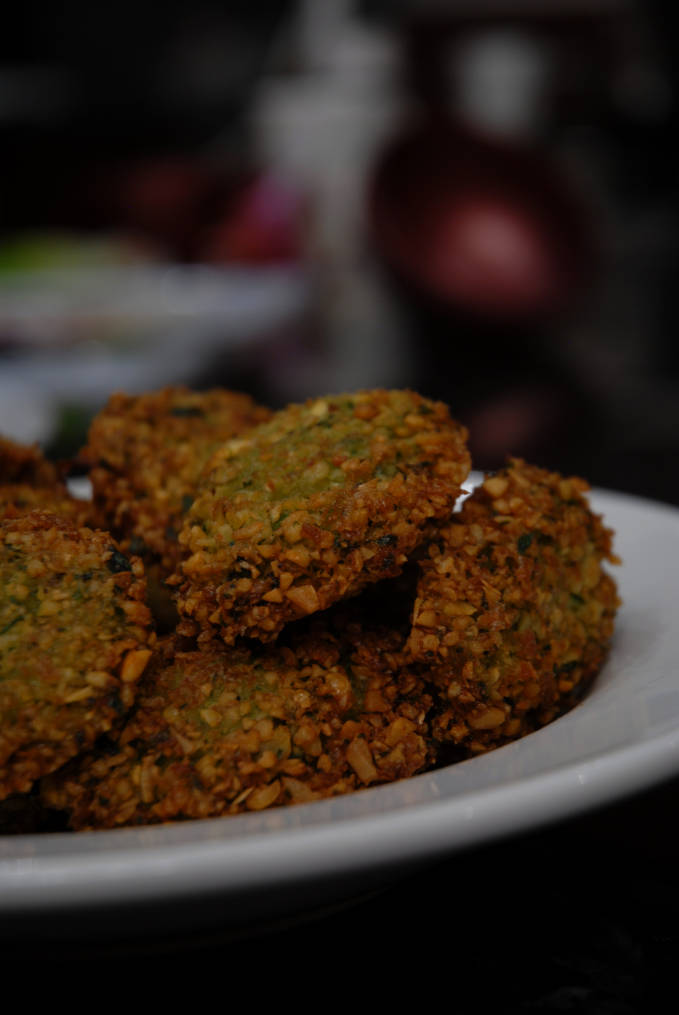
[[2, 487, 679, 932]]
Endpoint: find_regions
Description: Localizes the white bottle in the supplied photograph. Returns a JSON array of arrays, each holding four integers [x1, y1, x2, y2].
[[251, 0, 413, 396]]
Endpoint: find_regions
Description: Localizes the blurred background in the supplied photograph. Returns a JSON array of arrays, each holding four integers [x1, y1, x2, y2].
[[1, 0, 677, 503]]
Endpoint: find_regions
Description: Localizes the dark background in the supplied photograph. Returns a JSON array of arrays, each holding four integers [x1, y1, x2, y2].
[[2, 0, 678, 502]]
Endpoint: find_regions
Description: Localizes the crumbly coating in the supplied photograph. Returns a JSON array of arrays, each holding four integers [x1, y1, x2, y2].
[[1, 482, 93, 526], [82, 386, 272, 575], [42, 619, 433, 829], [407, 458, 620, 755], [0, 435, 59, 487], [0, 511, 155, 799], [173, 389, 470, 645], [1, 435, 93, 526]]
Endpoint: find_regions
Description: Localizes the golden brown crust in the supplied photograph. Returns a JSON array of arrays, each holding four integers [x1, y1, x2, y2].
[[83, 386, 272, 575], [1, 435, 94, 526], [407, 458, 620, 755], [0, 482, 93, 526], [0, 398, 622, 829], [42, 617, 433, 829], [0, 435, 59, 487], [0, 511, 155, 799], [173, 389, 470, 645]]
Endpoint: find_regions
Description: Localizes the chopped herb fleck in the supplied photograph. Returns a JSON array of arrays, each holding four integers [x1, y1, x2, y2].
[[0, 615, 22, 636], [170, 406, 204, 418], [376, 534, 397, 547], [517, 533, 533, 554], [128, 536, 147, 556], [555, 660, 578, 674], [107, 548, 131, 573]]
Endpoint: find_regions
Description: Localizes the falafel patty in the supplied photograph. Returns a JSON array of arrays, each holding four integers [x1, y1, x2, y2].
[[0, 481, 91, 524], [1, 435, 92, 525], [174, 389, 470, 645], [407, 458, 620, 756], [83, 386, 272, 575], [0, 511, 155, 799], [0, 435, 60, 487], [42, 620, 433, 828]]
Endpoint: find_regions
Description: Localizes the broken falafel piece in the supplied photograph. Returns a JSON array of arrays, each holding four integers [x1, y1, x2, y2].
[[407, 458, 620, 756]]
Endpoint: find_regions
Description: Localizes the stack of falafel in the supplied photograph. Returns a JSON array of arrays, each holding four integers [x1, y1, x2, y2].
[[0, 388, 619, 831]]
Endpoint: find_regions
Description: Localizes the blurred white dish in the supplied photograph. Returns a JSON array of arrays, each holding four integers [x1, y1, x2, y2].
[[1, 487, 678, 937], [0, 264, 310, 444]]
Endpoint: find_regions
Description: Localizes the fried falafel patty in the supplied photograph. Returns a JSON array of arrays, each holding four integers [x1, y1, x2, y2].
[[83, 386, 272, 575], [0, 512, 155, 799], [0, 482, 91, 524], [407, 458, 619, 755], [0, 435, 60, 486], [42, 621, 433, 828], [173, 389, 470, 645], [1, 435, 93, 526]]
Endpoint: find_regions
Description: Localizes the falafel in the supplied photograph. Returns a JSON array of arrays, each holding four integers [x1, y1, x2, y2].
[[0, 511, 155, 799], [174, 389, 470, 645], [407, 458, 619, 755]]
